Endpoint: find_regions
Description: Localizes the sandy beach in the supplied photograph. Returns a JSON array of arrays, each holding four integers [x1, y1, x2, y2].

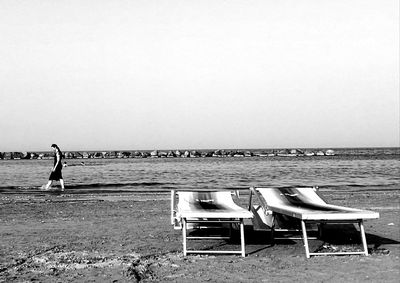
[[0, 189, 399, 282]]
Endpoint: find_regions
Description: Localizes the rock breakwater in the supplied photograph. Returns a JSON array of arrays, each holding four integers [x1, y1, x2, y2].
[[0, 149, 335, 160]]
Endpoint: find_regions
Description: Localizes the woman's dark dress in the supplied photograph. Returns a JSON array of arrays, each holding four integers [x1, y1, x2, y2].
[[49, 151, 63, 180]]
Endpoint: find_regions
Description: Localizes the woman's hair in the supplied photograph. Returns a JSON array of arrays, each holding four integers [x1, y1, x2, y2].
[[51, 144, 62, 155]]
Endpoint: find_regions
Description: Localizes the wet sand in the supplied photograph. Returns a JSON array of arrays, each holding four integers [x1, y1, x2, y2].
[[0, 189, 399, 282]]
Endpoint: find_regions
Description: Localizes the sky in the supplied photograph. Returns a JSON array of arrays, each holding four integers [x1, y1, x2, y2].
[[0, 0, 399, 151]]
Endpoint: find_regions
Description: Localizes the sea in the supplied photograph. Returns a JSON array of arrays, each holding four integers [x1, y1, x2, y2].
[[0, 147, 399, 194]]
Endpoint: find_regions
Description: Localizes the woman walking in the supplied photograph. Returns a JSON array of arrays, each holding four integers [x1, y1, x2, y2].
[[44, 144, 65, 191]]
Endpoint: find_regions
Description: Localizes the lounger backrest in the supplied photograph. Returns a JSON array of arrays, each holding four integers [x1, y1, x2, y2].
[[177, 191, 235, 211], [257, 187, 327, 207]]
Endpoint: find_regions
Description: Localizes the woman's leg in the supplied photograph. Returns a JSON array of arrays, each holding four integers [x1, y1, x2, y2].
[[60, 179, 65, 191], [44, 180, 53, 190]]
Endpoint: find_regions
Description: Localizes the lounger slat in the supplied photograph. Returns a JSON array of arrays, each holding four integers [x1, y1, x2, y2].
[[267, 204, 379, 220], [309, 252, 367, 256], [187, 236, 231, 240], [186, 250, 244, 255]]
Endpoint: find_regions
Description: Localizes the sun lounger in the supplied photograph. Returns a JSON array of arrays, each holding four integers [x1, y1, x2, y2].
[[249, 187, 379, 258], [171, 190, 253, 257]]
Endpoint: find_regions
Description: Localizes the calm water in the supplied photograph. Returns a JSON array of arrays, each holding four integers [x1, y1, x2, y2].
[[0, 148, 399, 194]]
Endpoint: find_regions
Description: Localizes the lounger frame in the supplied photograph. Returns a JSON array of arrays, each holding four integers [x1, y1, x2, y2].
[[171, 190, 252, 257], [249, 187, 379, 258]]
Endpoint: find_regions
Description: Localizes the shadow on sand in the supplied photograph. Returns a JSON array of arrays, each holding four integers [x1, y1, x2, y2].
[[186, 224, 399, 256]]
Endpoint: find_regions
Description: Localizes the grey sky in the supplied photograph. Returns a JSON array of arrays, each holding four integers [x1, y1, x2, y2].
[[0, 0, 399, 151]]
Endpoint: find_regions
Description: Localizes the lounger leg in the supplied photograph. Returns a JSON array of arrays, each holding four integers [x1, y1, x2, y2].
[[318, 223, 323, 239], [301, 220, 310, 258], [359, 220, 368, 256], [270, 226, 275, 244], [247, 189, 253, 211], [170, 190, 176, 225], [270, 214, 276, 244], [240, 219, 246, 257], [182, 218, 187, 256]]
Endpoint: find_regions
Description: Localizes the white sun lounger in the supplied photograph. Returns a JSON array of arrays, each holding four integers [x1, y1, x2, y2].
[[249, 187, 379, 258], [171, 190, 253, 257]]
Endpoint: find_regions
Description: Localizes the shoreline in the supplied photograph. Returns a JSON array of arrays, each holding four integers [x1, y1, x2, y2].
[[1, 183, 399, 196], [1, 189, 399, 282]]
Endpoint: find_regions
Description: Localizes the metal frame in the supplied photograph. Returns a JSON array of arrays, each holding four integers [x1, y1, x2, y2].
[[299, 219, 369, 258], [171, 190, 251, 257], [182, 218, 247, 257], [249, 187, 372, 258]]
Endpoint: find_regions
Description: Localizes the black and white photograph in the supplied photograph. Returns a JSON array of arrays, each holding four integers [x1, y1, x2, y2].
[[0, 0, 399, 282]]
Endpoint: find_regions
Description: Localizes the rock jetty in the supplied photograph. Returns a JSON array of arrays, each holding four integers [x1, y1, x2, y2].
[[0, 149, 336, 160]]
